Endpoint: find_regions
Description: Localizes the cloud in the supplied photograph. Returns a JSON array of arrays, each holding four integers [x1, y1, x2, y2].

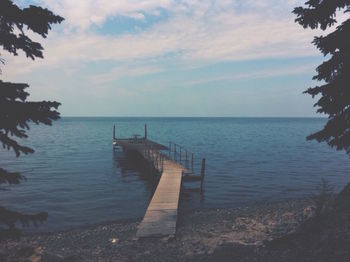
[[89, 64, 163, 84], [34, 0, 174, 30], [3, 0, 320, 81], [182, 63, 317, 86]]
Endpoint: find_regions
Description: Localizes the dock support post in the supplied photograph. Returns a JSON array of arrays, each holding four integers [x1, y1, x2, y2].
[[174, 144, 177, 161], [191, 153, 194, 172], [169, 142, 172, 157], [113, 125, 116, 147], [144, 124, 147, 140], [180, 147, 182, 163], [200, 158, 206, 192]]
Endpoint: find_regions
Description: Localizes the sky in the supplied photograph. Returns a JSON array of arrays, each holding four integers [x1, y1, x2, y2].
[[1, 0, 341, 117]]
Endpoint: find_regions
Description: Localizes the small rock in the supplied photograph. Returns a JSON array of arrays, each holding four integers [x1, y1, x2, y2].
[[109, 238, 119, 244]]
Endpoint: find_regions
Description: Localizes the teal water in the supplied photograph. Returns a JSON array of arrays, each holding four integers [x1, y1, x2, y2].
[[1, 117, 349, 232]]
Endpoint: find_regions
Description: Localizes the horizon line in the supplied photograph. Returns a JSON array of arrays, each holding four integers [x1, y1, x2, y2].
[[60, 116, 326, 118]]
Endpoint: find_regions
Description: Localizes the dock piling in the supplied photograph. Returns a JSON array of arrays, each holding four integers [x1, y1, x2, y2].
[[144, 124, 147, 139], [113, 125, 117, 147], [191, 153, 194, 172], [200, 158, 206, 192]]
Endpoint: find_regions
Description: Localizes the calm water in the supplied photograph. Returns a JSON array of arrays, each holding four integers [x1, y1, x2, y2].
[[1, 117, 350, 232]]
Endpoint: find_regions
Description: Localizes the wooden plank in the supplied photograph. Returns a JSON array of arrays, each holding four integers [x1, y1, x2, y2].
[[136, 159, 183, 238], [136, 209, 178, 237], [137, 225, 175, 237], [141, 209, 177, 220], [147, 203, 178, 210]]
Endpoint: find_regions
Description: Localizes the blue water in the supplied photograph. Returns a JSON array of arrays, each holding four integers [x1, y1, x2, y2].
[[1, 117, 350, 232]]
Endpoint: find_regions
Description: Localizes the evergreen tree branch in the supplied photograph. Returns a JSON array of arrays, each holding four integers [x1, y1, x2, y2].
[[307, 107, 350, 149], [0, 0, 64, 59], [0, 168, 25, 185], [0, 81, 29, 101], [296, 1, 350, 154], [0, 206, 47, 229], [313, 20, 350, 56], [0, 132, 34, 156], [293, 0, 349, 30], [0, 80, 60, 156]]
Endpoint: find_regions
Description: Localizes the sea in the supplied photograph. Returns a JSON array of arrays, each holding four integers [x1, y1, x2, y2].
[[1, 117, 349, 232]]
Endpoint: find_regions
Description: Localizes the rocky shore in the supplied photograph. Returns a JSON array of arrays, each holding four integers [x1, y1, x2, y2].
[[0, 198, 313, 261]]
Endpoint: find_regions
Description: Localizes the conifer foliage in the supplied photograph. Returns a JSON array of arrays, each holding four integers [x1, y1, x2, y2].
[[0, 0, 63, 232], [294, 1, 350, 153]]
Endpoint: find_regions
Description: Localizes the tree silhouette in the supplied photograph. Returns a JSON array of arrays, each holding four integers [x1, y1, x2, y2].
[[293, 1, 350, 153], [0, 0, 63, 233]]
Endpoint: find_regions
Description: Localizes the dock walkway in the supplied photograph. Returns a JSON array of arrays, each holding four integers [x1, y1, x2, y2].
[[136, 160, 182, 237], [114, 125, 204, 238]]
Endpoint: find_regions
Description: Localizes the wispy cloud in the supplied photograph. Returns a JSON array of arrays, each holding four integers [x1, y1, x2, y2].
[[2, 0, 328, 116], [182, 63, 316, 86], [35, 0, 173, 30], [3, 0, 318, 79], [89, 64, 163, 84]]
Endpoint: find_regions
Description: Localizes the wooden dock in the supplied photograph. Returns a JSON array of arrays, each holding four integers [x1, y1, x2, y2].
[[114, 124, 204, 238], [136, 162, 182, 237]]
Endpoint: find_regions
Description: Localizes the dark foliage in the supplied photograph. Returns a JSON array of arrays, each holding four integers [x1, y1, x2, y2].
[[0, 168, 25, 185], [0, 80, 60, 157], [0, 0, 63, 231], [0, 0, 64, 59], [294, 1, 350, 153], [0, 207, 48, 230]]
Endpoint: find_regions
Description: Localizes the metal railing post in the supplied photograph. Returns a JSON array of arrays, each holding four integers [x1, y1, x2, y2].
[[169, 142, 171, 158], [179, 146, 182, 163], [154, 152, 158, 170], [162, 155, 164, 172]]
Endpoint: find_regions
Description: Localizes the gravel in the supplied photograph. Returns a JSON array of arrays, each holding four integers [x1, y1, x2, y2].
[[0, 198, 314, 262]]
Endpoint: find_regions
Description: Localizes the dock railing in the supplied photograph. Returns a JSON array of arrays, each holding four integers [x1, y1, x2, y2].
[[113, 124, 205, 191], [143, 141, 165, 173], [167, 141, 196, 174], [168, 141, 206, 191], [142, 140, 197, 175]]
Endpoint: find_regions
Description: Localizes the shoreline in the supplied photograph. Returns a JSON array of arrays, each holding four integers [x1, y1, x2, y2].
[[19, 195, 314, 236], [1, 197, 313, 261]]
